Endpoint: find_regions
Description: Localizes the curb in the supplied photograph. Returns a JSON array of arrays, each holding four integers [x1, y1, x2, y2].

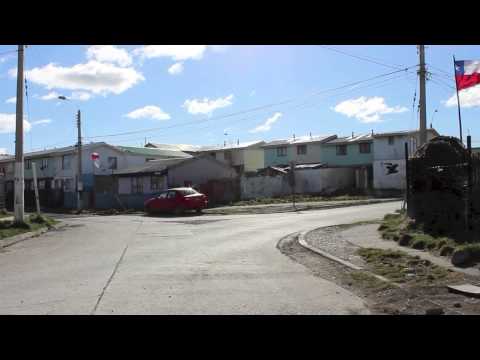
[[298, 230, 363, 270], [1, 222, 67, 249], [297, 228, 402, 288], [205, 198, 401, 215]]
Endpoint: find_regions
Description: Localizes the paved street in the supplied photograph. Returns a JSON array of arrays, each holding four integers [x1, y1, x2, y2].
[[0, 202, 400, 314]]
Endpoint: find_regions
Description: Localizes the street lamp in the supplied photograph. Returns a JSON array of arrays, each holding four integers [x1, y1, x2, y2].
[[58, 95, 82, 213]]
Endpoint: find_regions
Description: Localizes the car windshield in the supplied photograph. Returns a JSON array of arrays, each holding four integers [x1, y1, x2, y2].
[[178, 189, 197, 196]]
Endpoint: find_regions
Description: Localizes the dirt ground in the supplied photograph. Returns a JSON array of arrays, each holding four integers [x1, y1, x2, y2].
[[277, 233, 480, 315]]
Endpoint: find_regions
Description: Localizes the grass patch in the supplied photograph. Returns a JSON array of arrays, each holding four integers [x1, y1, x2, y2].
[[349, 271, 393, 292], [0, 209, 11, 218], [356, 248, 456, 285], [0, 214, 57, 240]]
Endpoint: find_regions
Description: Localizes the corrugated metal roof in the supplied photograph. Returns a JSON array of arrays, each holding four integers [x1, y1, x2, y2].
[[198, 140, 266, 152], [373, 128, 439, 138], [145, 143, 203, 152], [113, 157, 189, 175], [262, 135, 337, 148], [116, 145, 192, 158], [324, 133, 373, 145]]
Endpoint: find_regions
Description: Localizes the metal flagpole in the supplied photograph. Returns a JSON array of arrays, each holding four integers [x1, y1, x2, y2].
[[453, 55, 463, 144]]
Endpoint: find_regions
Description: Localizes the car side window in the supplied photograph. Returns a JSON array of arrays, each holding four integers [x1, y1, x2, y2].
[[167, 191, 177, 199], [158, 192, 167, 199]]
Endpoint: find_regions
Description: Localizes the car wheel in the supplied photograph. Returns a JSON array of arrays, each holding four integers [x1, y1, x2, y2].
[[196, 208, 202, 214]]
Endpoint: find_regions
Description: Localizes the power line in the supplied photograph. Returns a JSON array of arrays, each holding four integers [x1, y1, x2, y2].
[[317, 45, 409, 70], [84, 66, 416, 140]]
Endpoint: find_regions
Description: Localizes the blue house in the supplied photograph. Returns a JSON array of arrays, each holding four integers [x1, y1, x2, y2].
[[321, 133, 374, 189], [262, 135, 337, 168]]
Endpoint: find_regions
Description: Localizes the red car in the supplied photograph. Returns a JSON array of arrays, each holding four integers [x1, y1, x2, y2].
[[144, 187, 208, 215]]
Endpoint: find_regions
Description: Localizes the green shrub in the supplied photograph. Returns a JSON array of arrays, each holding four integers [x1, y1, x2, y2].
[[439, 245, 454, 256], [412, 239, 427, 250]]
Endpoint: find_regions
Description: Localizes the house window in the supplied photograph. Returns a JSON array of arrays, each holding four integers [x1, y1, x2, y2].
[[209, 152, 216, 158], [131, 177, 143, 194], [41, 159, 48, 170], [62, 155, 71, 169], [38, 180, 46, 190], [108, 157, 117, 170], [151, 176, 163, 191], [297, 145, 307, 155], [64, 178, 73, 192], [336, 145, 347, 156], [359, 143, 371, 154], [388, 136, 395, 145], [25, 159, 31, 170], [276, 147, 287, 157], [25, 180, 32, 191]]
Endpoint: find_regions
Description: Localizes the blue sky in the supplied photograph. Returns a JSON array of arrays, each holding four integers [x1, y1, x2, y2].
[[1, 45, 480, 154]]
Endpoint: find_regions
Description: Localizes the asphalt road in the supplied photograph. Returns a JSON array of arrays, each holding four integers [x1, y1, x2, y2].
[[0, 202, 401, 314]]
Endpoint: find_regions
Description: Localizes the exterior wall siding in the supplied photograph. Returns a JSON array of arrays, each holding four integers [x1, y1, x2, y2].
[[321, 142, 373, 167], [263, 143, 325, 168]]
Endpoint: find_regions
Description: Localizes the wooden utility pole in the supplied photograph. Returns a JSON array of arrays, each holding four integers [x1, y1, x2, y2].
[[14, 45, 25, 224], [76, 110, 82, 213], [418, 45, 427, 146]]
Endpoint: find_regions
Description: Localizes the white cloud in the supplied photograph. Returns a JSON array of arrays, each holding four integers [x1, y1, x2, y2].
[[24, 61, 144, 96], [133, 45, 208, 61], [183, 94, 234, 116], [0, 148, 7, 154], [168, 62, 184, 75], [0, 113, 31, 133], [86, 45, 132, 67], [249, 112, 282, 133], [70, 91, 92, 101], [8, 67, 17, 77], [40, 91, 61, 100], [125, 105, 171, 121], [5, 96, 16, 104], [31, 119, 52, 126], [445, 86, 480, 108], [210, 45, 230, 53], [249, 90, 256, 97], [333, 96, 408, 123]]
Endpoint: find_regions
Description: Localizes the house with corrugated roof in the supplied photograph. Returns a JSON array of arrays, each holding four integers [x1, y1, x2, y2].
[[262, 134, 337, 168], [0, 142, 192, 209], [95, 154, 239, 209]]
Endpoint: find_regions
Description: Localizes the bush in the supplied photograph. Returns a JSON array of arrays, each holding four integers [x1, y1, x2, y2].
[[440, 245, 454, 256], [412, 239, 427, 249], [398, 234, 413, 246], [436, 239, 448, 249]]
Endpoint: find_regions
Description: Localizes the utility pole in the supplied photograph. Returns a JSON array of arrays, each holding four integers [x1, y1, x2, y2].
[[418, 45, 427, 146], [14, 45, 25, 224], [76, 110, 82, 213]]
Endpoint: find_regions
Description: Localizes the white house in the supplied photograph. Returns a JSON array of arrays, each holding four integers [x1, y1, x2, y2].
[[373, 129, 439, 190]]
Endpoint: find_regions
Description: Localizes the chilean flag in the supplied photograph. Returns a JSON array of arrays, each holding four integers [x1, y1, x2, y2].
[[455, 60, 480, 91]]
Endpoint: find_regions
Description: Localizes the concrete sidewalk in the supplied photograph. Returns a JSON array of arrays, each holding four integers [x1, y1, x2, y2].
[[304, 223, 480, 277], [204, 198, 400, 215]]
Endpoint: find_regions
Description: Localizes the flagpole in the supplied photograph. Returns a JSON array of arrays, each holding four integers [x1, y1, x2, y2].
[[453, 55, 463, 144]]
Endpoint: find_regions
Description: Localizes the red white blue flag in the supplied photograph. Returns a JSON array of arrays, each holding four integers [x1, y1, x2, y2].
[[455, 60, 480, 91]]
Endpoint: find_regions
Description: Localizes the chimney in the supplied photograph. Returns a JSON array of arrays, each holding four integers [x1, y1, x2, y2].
[[309, 132, 312, 138], [293, 134, 295, 140], [430, 123, 432, 129], [371, 129, 374, 135], [352, 131, 354, 138], [224, 141, 226, 147], [237, 139, 239, 145]]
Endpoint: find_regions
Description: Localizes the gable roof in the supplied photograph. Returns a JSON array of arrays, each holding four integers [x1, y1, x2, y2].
[[197, 140, 266, 152], [144, 143, 203, 152], [115, 145, 192, 158], [112, 153, 235, 176], [262, 135, 337, 148], [373, 128, 439, 138], [324, 133, 373, 145]]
